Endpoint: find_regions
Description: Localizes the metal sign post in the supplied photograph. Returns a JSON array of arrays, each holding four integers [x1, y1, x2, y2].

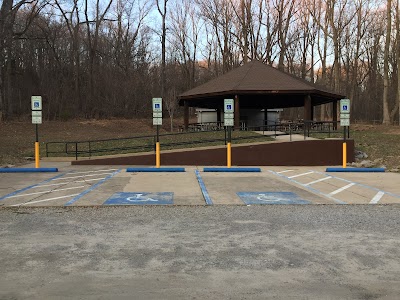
[[224, 99, 234, 168], [31, 96, 42, 168], [152, 98, 162, 168], [340, 99, 350, 168]]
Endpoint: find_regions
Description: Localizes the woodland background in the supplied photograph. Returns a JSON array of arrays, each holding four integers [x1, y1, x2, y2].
[[1, 0, 399, 125]]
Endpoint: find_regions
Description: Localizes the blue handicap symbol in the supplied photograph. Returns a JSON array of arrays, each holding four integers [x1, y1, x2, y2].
[[237, 192, 310, 205], [155, 103, 160, 109], [103, 192, 173, 205], [343, 105, 348, 110], [227, 104, 232, 110], [34, 102, 40, 108]]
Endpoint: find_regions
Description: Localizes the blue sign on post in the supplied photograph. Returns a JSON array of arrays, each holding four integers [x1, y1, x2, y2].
[[103, 192, 173, 205], [237, 192, 310, 205]]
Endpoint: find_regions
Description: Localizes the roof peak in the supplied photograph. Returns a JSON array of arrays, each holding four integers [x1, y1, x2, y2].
[[179, 59, 344, 99]]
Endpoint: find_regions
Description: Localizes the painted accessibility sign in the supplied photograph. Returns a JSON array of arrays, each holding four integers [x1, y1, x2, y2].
[[103, 192, 173, 205], [237, 192, 310, 205]]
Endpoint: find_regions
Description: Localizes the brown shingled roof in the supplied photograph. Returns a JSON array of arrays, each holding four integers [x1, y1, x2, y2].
[[178, 60, 345, 108]]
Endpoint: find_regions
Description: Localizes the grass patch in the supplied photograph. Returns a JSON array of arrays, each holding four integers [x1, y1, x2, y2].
[[309, 125, 400, 170]]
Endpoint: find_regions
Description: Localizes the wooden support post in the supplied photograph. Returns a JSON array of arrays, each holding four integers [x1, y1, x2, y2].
[[333, 100, 338, 130], [304, 95, 312, 121], [184, 100, 189, 131], [311, 103, 314, 121], [234, 95, 240, 129], [304, 95, 312, 131], [217, 108, 221, 126]]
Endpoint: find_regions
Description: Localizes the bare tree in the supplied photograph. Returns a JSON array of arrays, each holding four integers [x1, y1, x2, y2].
[[274, 0, 296, 70], [0, 0, 46, 120], [397, 0, 400, 125], [197, 0, 237, 73], [156, 0, 168, 99], [55, 0, 82, 112], [164, 83, 177, 131], [84, 0, 114, 117], [170, 0, 201, 89], [382, 0, 392, 124]]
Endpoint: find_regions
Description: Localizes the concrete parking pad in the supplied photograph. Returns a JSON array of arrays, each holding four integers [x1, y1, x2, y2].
[[1, 163, 399, 206], [0, 172, 64, 203], [0, 168, 121, 207], [118, 166, 204, 205], [200, 170, 332, 205], [268, 166, 400, 205]]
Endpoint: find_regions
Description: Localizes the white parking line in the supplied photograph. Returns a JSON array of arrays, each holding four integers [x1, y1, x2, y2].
[[329, 183, 355, 195], [7, 186, 85, 198], [67, 169, 119, 175], [31, 178, 104, 189], [370, 191, 385, 204], [276, 170, 294, 174], [51, 173, 113, 181], [11, 194, 80, 206], [288, 171, 314, 179], [268, 170, 348, 204], [304, 176, 332, 186]]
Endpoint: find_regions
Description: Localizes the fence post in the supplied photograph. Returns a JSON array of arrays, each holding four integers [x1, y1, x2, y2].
[[289, 124, 292, 142], [89, 142, 91, 158], [75, 142, 78, 161], [46, 143, 49, 157]]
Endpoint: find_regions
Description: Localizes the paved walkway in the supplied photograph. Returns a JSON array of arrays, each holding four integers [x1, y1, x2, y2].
[[254, 131, 317, 141]]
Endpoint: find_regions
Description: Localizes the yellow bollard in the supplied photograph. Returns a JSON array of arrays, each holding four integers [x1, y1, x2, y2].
[[156, 142, 160, 168], [227, 142, 231, 168], [35, 142, 40, 168], [342, 142, 347, 168]]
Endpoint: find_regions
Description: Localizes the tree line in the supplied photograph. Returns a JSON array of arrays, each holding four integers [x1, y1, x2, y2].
[[0, 0, 399, 126]]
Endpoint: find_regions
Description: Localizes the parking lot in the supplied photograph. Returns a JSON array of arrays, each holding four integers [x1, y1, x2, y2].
[[1, 163, 400, 299], [1, 163, 399, 207]]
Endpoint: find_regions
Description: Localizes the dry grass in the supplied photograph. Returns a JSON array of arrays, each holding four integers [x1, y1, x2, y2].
[[1, 120, 399, 169], [0, 119, 156, 165], [0, 119, 271, 165], [310, 124, 400, 170]]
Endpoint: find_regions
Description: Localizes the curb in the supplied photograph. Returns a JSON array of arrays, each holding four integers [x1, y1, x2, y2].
[[0, 168, 59, 173], [203, 167, 261, 172], [326, 168, 385, 173], [127, 167, 185, 172]]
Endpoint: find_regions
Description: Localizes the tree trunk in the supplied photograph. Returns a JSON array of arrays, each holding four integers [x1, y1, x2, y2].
[[383, 0, 392, 124], [396, 0, 400, 125], [157, 0, 168, 98], [0, 0, 14, 120]]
